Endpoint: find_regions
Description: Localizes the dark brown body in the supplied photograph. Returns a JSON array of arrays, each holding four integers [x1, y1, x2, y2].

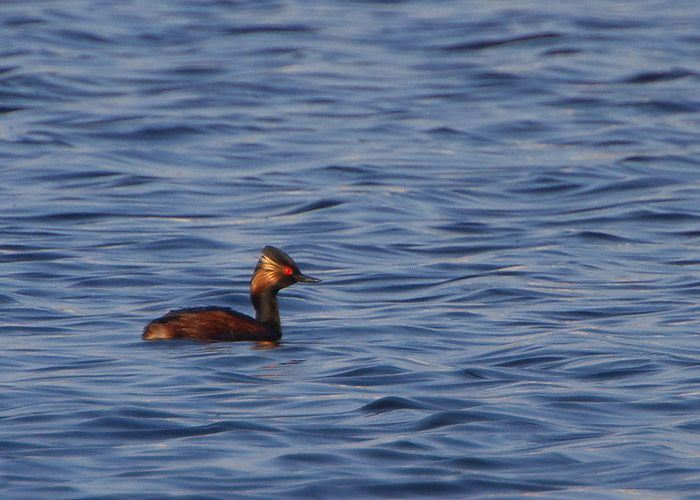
[[142, 246, 320, 342], [142, 307, 280, 342]]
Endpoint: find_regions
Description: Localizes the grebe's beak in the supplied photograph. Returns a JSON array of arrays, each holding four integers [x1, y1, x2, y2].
[[297, 273, 321, 283]]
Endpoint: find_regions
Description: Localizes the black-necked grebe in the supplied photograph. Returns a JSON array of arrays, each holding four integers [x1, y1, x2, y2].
[[142, 246, 320, 342]]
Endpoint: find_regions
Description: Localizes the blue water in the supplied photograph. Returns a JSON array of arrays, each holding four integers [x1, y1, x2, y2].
[[3, 0, 700, 498]]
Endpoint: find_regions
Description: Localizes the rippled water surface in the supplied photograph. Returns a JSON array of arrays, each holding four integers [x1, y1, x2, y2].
[[3, 0, 700, 498]]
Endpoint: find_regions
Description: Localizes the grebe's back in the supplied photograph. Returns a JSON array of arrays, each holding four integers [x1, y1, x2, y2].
[[143, 306, 280, 341]]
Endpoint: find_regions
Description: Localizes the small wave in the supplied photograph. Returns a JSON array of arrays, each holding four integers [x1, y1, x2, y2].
[[619, 68, 697, 84], [222, 24, 316, 36], [441, 32, 562, 51], [571, 231, 641, 243], [360, 396, 433, 414], [137, 236, 230, 252], [280, 199, 344, 216]]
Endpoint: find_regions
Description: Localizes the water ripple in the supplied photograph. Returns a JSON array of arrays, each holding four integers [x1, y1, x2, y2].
[[3, 0, 700, 498]]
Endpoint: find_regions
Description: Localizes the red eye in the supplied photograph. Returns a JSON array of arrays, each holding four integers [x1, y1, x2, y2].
[[284, 267, 293, 275]]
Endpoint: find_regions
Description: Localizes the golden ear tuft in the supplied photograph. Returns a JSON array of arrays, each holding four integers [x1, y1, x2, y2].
[[259, 253, 283, 273]]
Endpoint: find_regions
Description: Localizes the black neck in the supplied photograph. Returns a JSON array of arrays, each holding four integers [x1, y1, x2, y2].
[[251, 289, 281, 333]]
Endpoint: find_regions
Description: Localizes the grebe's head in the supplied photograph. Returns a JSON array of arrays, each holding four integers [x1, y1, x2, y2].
[[250, 246, 320, 295]]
